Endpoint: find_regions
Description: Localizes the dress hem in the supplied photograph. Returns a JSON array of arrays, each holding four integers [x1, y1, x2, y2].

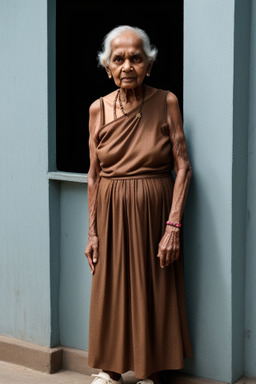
[[87, 359, 193, 379]]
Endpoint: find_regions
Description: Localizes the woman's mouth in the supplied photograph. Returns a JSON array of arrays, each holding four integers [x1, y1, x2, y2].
[[121, 77, 136, 81]]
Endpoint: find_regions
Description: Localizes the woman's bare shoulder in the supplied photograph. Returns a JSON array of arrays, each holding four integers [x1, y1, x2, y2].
[[101, 90, 117, 109], [146, 86, 178, 104], [89, 98, 101, 116], [166, 91, 179, 108], [89, 91, 116, 113]]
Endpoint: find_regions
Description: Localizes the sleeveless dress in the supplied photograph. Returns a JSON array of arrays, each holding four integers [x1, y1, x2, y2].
[[88, 89, 192, 379]]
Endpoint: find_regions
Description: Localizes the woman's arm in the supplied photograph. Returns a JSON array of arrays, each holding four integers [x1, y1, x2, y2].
[[84, 100, 101, 275], [157, 92, 192, 268]]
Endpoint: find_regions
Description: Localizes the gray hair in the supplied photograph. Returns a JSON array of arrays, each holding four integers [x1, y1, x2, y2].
[[97, 25, 158, 67]]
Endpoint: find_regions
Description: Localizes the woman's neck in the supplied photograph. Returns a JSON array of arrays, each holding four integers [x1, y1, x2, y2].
[[119, 84, 145, 104]]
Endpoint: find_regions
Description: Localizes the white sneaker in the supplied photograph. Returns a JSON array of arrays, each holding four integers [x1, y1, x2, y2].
[[91, 371, 123, 384], [137, 380, 154, 384]]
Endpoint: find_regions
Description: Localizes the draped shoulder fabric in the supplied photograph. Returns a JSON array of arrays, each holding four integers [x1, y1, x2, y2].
[[88, 88, 192, 379]]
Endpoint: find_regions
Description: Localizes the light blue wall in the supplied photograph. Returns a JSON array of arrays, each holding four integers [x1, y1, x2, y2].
[[245, 0, 256, 377], [58, 182, 91, 350], [183, 1, 256, 382], [183, 1, 235, 382], [0, 0, 51, 346]]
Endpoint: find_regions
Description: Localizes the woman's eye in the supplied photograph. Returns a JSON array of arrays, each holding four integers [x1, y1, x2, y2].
[[133, 55, 141, 62], [113, 56, 122, 63]]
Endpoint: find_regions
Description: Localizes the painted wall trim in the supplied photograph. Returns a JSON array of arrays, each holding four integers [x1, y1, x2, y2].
[[48, 171, 88, 183], [0, 335, 62, 373], [231, 0, 251, 381]]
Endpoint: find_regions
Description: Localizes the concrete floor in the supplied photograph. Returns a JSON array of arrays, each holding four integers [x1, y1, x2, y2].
[[0, 362, 139, 384], [0, 361, 92, 384], [1, 361, 256, 384]]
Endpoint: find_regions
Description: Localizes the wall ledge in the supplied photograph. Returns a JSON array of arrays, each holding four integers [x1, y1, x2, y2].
[[47, 171, 87, 183], [0, 335, 62, 373]]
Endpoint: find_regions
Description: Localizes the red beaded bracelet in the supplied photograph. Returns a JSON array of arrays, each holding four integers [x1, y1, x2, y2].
[[166, 221, 182, 228]]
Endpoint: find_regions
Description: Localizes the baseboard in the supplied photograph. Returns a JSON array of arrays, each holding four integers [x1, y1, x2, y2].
[[62, 346, 99, 376], [0, 335, 62, 373]]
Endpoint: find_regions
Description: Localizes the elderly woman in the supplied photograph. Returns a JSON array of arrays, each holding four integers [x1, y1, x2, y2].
[[85, 25, 193, 384]]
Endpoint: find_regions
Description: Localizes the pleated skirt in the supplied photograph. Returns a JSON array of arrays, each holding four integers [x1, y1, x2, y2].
[[88, 175, 192, 379]]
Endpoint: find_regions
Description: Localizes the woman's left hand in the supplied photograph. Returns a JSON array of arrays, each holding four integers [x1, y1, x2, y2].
[[157, 226, 180, 268]]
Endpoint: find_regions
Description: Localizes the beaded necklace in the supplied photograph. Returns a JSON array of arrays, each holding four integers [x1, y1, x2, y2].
[[113, 86, 145, 120]]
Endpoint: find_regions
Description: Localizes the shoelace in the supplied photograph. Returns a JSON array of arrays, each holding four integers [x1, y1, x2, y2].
[[91, 373, 115, 384]]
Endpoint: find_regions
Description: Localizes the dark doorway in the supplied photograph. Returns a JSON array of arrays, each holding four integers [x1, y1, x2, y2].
[[56, 1, 184, 173]]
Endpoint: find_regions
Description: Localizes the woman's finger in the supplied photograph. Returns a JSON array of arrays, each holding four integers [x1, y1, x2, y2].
[[165, 251, 171, 266], [92, 246, 98, 264], [84, 244, 92, 259], [85, 249, 95, 274], [157, 251, 166, 269], [173, 234, 180, 261], [173, 246, 180, 261], [88, 255, 95, 274], [84, 248, 90, 260], [85, 237, 99, 275], [170, 251, 175, 264]]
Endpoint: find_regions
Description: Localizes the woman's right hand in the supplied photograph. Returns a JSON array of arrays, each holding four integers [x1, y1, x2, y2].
[[84, 235, 99, 275]]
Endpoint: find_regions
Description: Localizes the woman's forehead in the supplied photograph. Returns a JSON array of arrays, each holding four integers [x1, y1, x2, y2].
[[111, 32, 144, 52]]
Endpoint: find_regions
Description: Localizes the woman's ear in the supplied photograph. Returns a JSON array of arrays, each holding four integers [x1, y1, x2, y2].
[[104, 63, 112, 79], [146, 60, 154, 77]]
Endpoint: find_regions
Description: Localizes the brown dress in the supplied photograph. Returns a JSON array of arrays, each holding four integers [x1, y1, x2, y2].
[[88, 88, 192, 379]]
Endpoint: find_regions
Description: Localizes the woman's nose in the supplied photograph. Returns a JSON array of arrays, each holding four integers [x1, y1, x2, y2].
[[122, 60, 133, 72]]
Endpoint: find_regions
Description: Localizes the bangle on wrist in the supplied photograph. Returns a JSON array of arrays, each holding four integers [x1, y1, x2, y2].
[[166, 221, 182, 228]]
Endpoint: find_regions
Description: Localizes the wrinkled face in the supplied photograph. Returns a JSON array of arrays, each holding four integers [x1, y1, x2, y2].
[[106, 31, 152, 89]]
